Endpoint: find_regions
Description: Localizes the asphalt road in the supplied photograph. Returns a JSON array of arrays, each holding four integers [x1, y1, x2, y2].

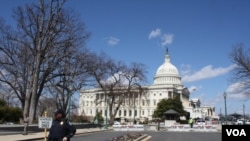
[[0, 124, 222, 141], [53, 131, 221, 141]]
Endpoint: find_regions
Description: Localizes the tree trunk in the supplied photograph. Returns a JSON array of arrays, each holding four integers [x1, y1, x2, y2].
[[29, 51, 41, 123], [23, 91, 31, 122]]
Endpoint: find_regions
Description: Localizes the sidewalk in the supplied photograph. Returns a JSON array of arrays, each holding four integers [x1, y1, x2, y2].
[[1, 128, 111, 141]]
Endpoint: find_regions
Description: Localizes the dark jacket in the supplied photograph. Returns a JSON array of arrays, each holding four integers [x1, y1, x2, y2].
[[47, 119, 75, 141]]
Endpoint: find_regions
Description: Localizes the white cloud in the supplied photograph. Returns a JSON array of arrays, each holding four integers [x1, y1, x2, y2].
[[226, 82, 250, 100], [182, 64, 236, 82], [161, 34, 174, 46], [148, 28, 174, 47], [101, 72, 124, 85], [100, 72, 138, 86], [180, 64, 192, 76], [148, 28, 161, 39], [107, 36, 120, 46], [188, 85, 198, 93]]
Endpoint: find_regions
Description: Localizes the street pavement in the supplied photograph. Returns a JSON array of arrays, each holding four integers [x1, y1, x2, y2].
[[0, 125, 222, 141], [0, 128, 111, 141]]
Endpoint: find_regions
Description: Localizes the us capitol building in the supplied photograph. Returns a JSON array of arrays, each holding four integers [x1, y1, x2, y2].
[[78, 50, 215, 122]]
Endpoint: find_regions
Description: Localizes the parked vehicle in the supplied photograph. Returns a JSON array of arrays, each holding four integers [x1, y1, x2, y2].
[[234, 119, 250, 125], [113, 121, 121, 125], [245, 120, 250, 125], [235, 119, 244, 125], [5, 122, 14, 125], [196, 118, 206, 125]]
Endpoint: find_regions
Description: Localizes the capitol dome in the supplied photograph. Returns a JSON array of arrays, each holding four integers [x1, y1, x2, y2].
[[153, 50, 181, 85]]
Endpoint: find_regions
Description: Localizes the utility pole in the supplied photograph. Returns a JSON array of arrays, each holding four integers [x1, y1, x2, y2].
[[223, 92, 227, 125]]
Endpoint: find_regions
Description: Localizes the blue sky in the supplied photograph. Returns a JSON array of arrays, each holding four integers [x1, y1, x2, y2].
[[1, 0, 250, 116]]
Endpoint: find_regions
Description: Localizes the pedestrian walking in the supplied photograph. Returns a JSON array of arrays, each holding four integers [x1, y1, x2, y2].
[[47, 109, 76, 141], [189, 118, 194, 128], [23, 114, 29, 135]]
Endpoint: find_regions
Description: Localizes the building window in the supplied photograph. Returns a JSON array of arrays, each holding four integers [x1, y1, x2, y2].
[[119, 110, 121, 116], [134, 110, 137, 117], [124, 110, 126, 116], [168, 91, 172, 98], [147, 100, 150, 106], [129, 110, 132, 117], [154, 100, 156, 106], [142, 110, 144, 115], [126, 100, 129, 105], [142, 100, 145, 106]]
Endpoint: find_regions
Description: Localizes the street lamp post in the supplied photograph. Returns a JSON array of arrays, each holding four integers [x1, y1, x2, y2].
[[223, 92, 227, 125], [133, 93, 136, 125], [67, 86, 72, 121], [243, 104, 245, 125], [105, 94, 108, 129], [220, 108, 222, 124], [67, 95, 71, 120]]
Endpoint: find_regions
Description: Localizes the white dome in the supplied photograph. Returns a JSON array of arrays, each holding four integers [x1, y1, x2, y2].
[[156, 58, 179, 76], [153, 52, 181, 85]]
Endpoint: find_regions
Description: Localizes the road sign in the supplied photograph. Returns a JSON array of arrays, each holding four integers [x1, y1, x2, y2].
[[38, 117, 53, 129]]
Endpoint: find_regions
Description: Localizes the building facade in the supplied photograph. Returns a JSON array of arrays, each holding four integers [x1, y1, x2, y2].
[[78, 51, 215, 122]]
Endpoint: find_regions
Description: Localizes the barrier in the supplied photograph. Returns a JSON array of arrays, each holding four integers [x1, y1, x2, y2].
[[112, 125, 144, 131], [166, 124, 218, 132]]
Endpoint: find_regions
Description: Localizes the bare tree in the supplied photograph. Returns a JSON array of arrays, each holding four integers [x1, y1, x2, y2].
[[47, 50, 92, 118], [0, 83, 19, 107], [0, 19, 32, 112], [229, 43, 250, 90], [87, 53, 147, 124], [0, 0, 89, 123]]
